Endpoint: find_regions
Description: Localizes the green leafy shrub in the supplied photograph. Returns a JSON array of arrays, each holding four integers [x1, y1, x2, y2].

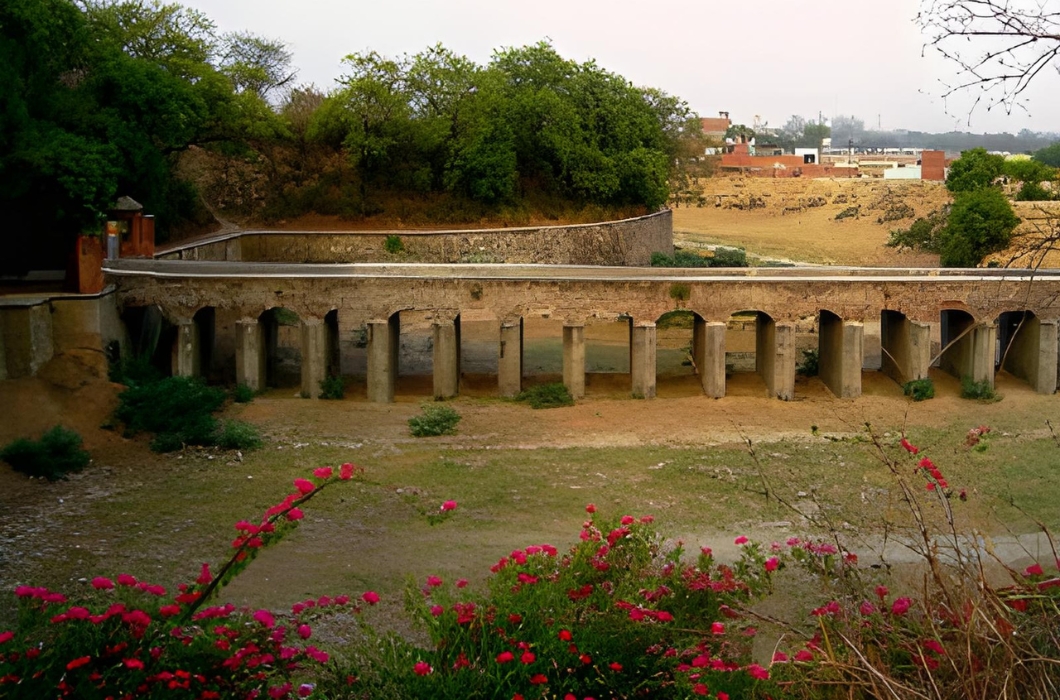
[[319, 375, 346, 400], [961, 376, 999, 401], [516, 382, 574, 409], [216, 420, 264, 450], [651, 248, 747, 268], [797, 349, 819, 377], [408, 403, 461, 437], [903, 377, 935, 401], [384, 234, 405, 254], [1015, 181, 1055, 201], [0, 426, 90, 481], [232, 383, 256, 403]]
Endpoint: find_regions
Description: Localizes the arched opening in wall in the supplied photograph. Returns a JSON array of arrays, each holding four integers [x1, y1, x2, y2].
[[724, 310, 769, 397], [324, 309, 341, 378], [877, 309, 923, 395], [811, 309, 860, 399], [654, 310, 702, 397], [120, 305, 174, 378], [521, 315, 564, 390], [458, 309, 499, 396], [937, 308, 980, 391], [995, 310, 1043, 392], [396, 310, 436, 396], [260, 307, 302, 390], [584, 316, 632, 397], [192, 307, 218, 382]]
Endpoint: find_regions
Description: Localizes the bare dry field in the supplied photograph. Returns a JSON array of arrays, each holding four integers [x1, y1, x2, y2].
[[673, 177, 947, 266]]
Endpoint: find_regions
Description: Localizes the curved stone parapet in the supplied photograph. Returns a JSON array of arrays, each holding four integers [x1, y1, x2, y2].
[[155, 210, 674, 266]]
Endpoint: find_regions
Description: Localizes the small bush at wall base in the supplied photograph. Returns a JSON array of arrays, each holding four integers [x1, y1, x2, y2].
[[319, 375, 346, 400], [961, 376, 1000, 401], [232, 383, 256, 403], [903, 378, 935, 401], [516, 382, 574, 409], [384, 234, 404, 254], [1, 426, 90, 481], [409, 403, 461, 437], [797, 349, 819, 377]]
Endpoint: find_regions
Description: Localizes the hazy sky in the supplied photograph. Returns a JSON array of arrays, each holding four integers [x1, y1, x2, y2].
[[183, 0, 1059, 134]]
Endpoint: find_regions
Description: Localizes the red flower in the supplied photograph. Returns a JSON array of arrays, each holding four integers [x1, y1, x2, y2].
[[339, 463, 358, 480], [91, 577, 114, 590], [430, 605, 444, 617], [116, 573, 137, 587], [764, 557, 779, 572], [609, 662, 623, 671], [655, 611, 674, 622], [66, 656, 91, 670], [620, 515, 634, 525], [298, 624, 312, 639], [875, 585, 889, 599], [718, 693, 730, 700], [286, 508, 304, 521], [900, 438, 918, 454], [456, 579, 468, 588], [734, 535, 748, 545], [159, 605, 181, 617], [558, 629, 572, 641], [496, 651, 515, 663], [426, 575, 443, 587], [1025, 563, 1044, 576], [253, 609, 276, 628], [891, 597, 912, 616], [313, 466, 333, 480], [794, 649, 814, 662], [440, 500, 458, 512], [772, 652, 789, 663], [529, 673, 548, 685], [294, 478, 315, 494], [746, 663, 769, 680], [711, 622, 725, 635], [521, 651, 535, 664], [362, 591, 380, 605], [413, 661, 432, 676], [579, 653, 592, 664], [124, 658, 144, 670], [0, 631, 13, 645], [508, 613, 522, 624], [692, 684, 708, 696], [585, 503, 596, 514], [197, 563, 213, 585]]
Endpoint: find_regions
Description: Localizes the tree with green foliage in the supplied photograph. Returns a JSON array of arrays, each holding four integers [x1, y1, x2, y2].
[[946, 147, 1005, 193], [938, 188, 1020, 267], [1034, 142, 1060, 168]]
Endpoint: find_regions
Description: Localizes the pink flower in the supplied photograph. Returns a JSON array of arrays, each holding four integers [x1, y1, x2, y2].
[[746, 663, 770, 680], [197, 563, 213, 585], [253, 609, 276, 628], [692, 684, 708, 696], [339, 463, 358, 480], [313, 466, 333, 480], [859, 600, 876, 616], [440, 500, 458, 512], [124, 658, 144, 670], [0, 631, 13, 645], [362, 591, 380, 605], [891, 597, 912, 616], [718, 693, 730, 700], [529, 673, 548, 684], [764, 557, 779, 572], [794, 649, 814, 662], [734, 535, 748, 545], [287, 508, 304, 521], [772, 652, 789, 663], [426, 575, 443, 587], [521, 651, 535, 664], [620, 515, 634, 525], [413, 661, 432, 676], [159, 605, 181, 617], [585, 503, 596, 514], [430, 605, 444, 617], [298, 685, 314, 697], [1026, 563, 1045, 576], [456, 579, 468, 588], [117, 574, 137, 587], [91, 577, 114, 590], [496, 651, 515, 663], [900, 438, 918, 454], [874, 585, 889, 599], [294, 478, 315, 495], [711, 622, 725, 635], [298, 624, 312, 640]]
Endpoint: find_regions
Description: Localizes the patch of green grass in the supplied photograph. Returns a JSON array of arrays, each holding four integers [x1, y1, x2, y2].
[[216, 420, 264, 450], [1, 426, 90, 481], [903, 378, 935, 401], [961, 376, 1000, 402], [319, 375, 346, 400], [516, 383, 574, 409], [232, 383, 256, 403]]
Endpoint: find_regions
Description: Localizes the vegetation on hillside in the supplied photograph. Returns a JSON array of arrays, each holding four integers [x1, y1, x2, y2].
[[0, 0, 704, 273]]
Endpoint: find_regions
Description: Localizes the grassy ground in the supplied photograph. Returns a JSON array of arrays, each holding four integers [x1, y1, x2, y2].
[[3, 379, 1059, 630]]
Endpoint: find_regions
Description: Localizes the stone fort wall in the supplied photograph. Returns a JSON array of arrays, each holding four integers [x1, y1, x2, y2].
[[158, 210, 673, 266]]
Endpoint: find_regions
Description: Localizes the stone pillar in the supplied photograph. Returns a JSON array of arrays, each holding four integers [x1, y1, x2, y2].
[[939, 314, 994, 386], [498, 319, 523, 397], [971, 323, 997, 387], [819, 313, 863, 398], [171, 320, 200, 378], [562, 324, 585, 399], [695, 320, 726, 398], [433, 316, 460, 399], [630, 322, 657, 399], [300, 318, 328, 399], [0, 305, 54, 379], [235, 319, 266, 391], [367, 315, 399, 403], [1002, 316, 1057, 394], [756, 315, 795, 400], [881, 312, 931, 386]]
